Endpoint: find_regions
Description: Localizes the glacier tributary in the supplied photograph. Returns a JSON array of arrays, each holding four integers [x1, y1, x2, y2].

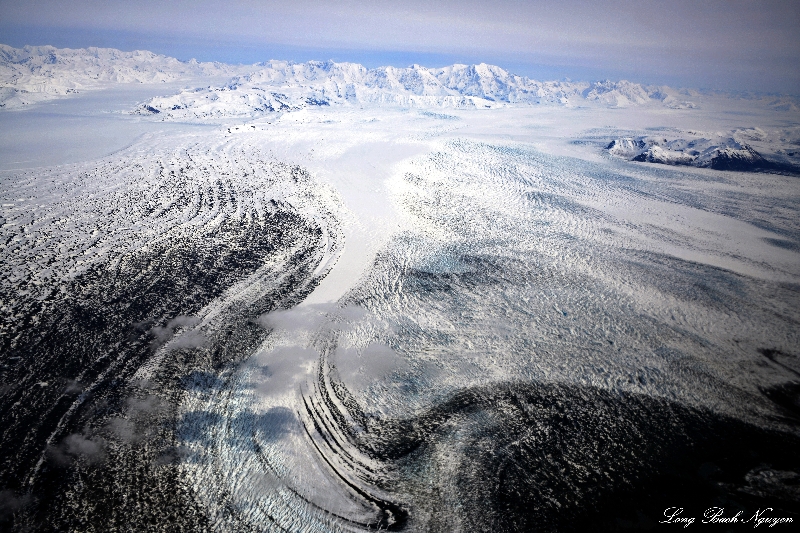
[[1, 100, 799, 531]]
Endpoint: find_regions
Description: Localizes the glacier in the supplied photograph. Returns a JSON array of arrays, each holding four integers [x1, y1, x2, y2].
[[1, 44, 799, 531]]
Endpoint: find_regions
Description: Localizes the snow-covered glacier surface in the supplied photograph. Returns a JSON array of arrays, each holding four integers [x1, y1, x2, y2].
[[1, 45, 800, 531]]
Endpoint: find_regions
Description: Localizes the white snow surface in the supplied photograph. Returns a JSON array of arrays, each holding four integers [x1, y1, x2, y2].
[[3, 43, 800, 532], [0, 44, 251, 109]]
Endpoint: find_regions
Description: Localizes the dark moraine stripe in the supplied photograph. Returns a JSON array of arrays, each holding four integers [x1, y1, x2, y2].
[[0, 209, 326, 531], [310, 375, 800, 532]]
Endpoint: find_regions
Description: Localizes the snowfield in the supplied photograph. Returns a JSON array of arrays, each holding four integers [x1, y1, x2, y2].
[[0, 44, 250, 109], [1, 44, 800, 531]]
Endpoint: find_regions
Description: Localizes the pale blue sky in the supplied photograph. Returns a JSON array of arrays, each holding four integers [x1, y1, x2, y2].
[[1, 0, 798, 93]]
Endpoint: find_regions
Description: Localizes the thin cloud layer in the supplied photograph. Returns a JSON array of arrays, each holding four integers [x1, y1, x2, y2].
[[1, 0, 798, 92]]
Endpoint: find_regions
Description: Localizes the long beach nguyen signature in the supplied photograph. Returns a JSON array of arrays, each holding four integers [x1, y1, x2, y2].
[[660, 507, 794, 528]]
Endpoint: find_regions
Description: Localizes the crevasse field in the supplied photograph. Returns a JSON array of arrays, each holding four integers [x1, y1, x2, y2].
[[1, 46, 799, 531]]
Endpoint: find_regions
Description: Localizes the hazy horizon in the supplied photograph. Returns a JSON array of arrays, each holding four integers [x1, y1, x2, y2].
[[1, 0, 799, 94]]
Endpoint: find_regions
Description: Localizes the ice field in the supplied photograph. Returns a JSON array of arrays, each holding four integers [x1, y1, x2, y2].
[[1, 48, 800, 531]]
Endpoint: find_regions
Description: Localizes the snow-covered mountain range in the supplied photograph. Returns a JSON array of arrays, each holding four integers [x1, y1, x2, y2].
[[134, 60, 707, 119], [0, 44, 703, 113], [2, 43, 798, 124], [0, 44, 249, 108]]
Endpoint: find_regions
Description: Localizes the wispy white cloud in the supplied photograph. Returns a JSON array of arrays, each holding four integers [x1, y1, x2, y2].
[[0, 489, 32, 522], [250, 303, 372, 396], [148, 315, 206, 351], [48, 433, 106, 465]]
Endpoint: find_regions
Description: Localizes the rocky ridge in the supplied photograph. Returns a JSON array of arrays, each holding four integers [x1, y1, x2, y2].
[[607, 128, 800, 173]]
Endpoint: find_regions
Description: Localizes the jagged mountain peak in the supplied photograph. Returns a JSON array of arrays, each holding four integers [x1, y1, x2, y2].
[[0, 43, 745, 113], [0, 44, 258, 109]]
